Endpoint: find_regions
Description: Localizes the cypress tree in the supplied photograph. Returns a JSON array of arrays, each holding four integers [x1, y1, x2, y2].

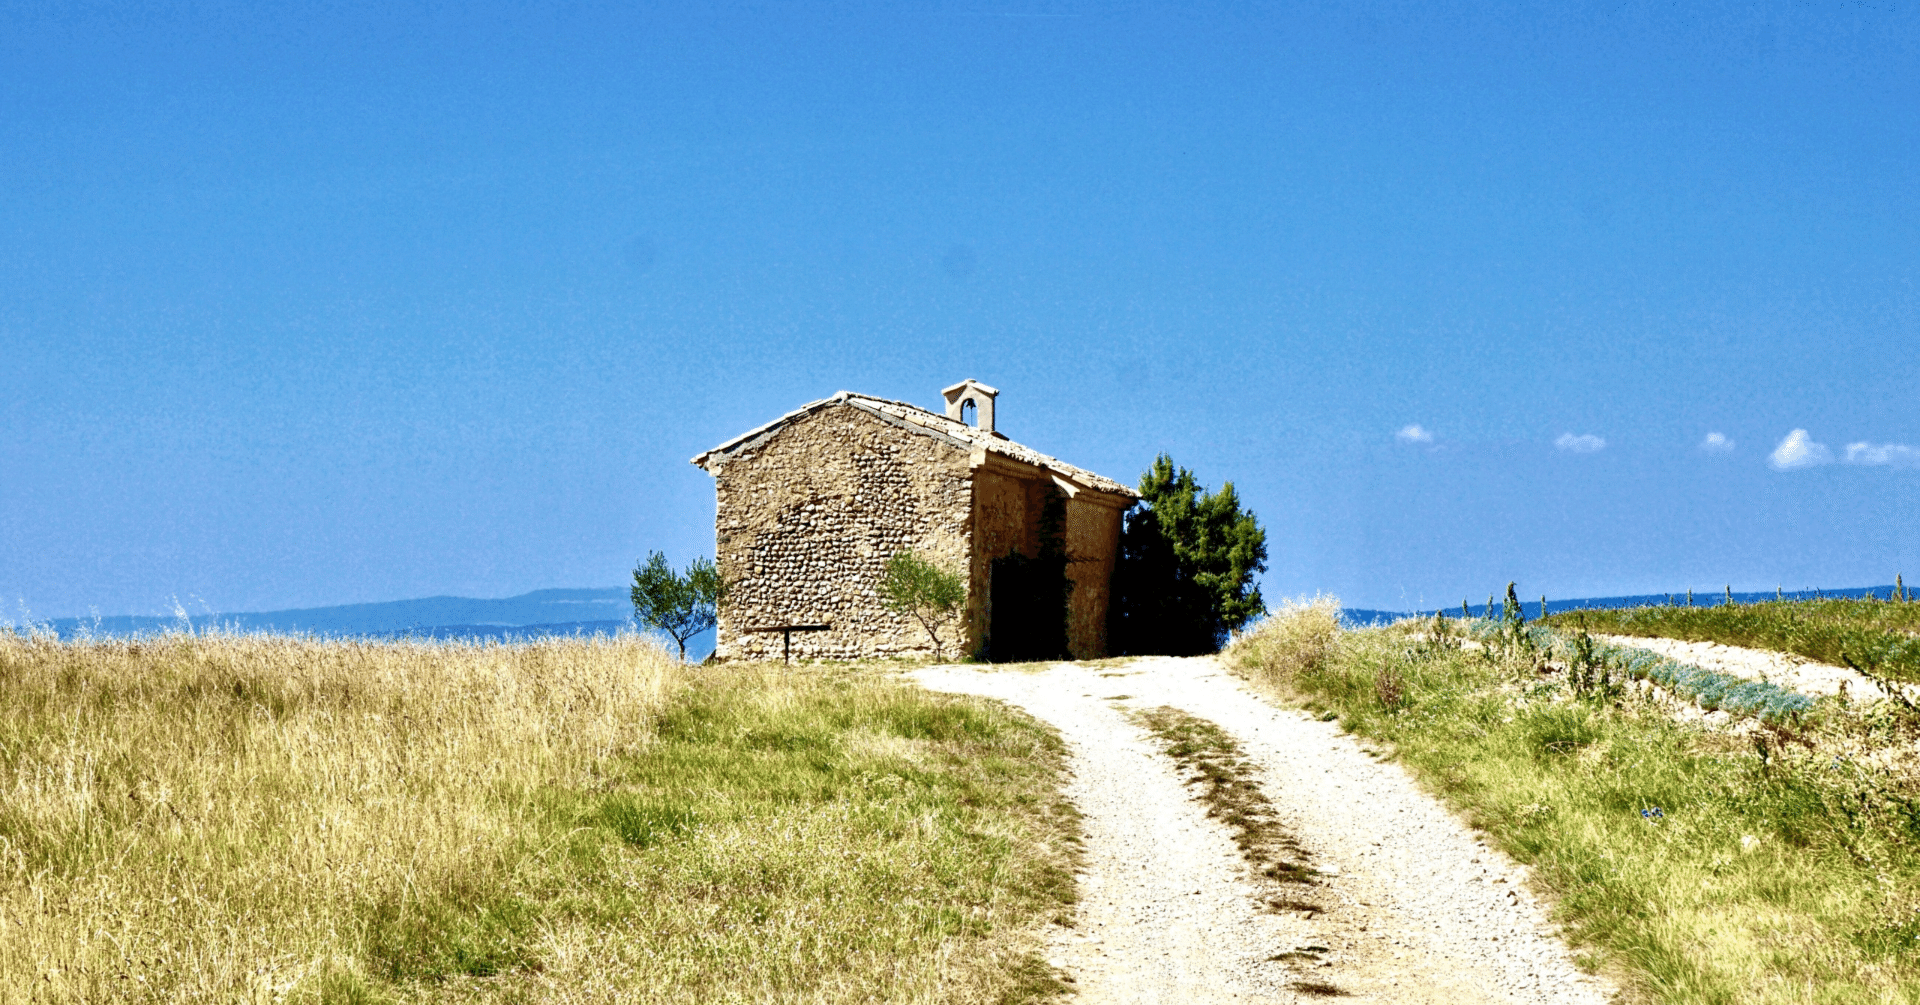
[[1110, 454, 1268, 656]]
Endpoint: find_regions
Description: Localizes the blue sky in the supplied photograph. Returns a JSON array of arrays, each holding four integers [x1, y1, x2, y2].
[[3, 1, 1917, 620]]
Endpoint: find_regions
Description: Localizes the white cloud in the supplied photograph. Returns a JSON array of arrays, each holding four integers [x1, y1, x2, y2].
[[1769, 429, 1833, 470], [1554, 433, 1605, 454], [1395, 424, 1434, 444], [1844, 442, 1920, 468], [1700, 432, 1734, 452]]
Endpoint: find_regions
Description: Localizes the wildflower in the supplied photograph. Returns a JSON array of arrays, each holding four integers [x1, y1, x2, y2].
[[1640, 807, 1665, 822]]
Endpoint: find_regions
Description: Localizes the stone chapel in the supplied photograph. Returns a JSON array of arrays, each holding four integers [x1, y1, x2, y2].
[[692, 379, 1140, 661]]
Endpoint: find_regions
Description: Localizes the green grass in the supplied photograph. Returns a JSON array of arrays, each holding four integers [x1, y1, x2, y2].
[[555, 663, 1083, 1004], [1229, 610, 1920, 1004], [0, 635, 1079, 1003], [1543, 597, 1920, 683]]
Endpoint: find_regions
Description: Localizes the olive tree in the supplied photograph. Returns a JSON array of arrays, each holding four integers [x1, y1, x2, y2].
[[878, 550, 968, 660], [630, 552, 729, 660]]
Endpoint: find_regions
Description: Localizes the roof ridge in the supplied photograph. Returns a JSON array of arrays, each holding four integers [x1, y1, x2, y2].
[[692, 391, 1139, 499]]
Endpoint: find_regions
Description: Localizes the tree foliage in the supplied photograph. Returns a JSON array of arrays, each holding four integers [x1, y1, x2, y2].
[[878, 549, 968, 660], [630, 552, 729, 660], [1110, 454, 1268, 656]]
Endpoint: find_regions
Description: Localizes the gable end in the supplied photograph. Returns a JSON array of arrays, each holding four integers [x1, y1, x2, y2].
[[692, 393, 975, 471]]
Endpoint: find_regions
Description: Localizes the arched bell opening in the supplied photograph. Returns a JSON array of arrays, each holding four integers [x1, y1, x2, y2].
[[940, 378, 999, 434]]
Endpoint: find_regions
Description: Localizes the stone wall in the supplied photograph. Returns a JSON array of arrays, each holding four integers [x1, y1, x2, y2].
[[709, 403, 973, 660], [1063, 498, 1124, 659]]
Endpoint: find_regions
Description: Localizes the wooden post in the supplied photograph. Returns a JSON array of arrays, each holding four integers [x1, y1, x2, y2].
[[742, 624, 832, 663]]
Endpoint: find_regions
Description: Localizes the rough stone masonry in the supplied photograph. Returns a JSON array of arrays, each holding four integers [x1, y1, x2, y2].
[[692, 380, 1140, 661]]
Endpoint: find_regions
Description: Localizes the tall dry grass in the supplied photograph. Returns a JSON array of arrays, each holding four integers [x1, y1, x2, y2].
[[0, 633, 675, 1002], [1224, 595, 1342, 690], [0, 633, 1078, 1004]]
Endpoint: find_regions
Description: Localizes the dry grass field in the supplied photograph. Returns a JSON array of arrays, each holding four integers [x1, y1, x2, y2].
[[0, 633, 1078, 1004]]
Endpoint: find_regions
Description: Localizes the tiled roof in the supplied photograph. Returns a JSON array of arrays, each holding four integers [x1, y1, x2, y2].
[[691, 391, 1140, 499]]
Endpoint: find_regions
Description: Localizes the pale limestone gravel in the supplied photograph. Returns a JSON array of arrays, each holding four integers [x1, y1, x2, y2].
[[1597, 633, 1914, 702], [914, 657, 1616, 1005], [921, 660, 1301, 1002]]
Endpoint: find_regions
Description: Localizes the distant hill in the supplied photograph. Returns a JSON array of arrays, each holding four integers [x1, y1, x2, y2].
[[37, 588, 638, 640], [1342, 584, 1905, 627], [27, 583, 1901, 660]]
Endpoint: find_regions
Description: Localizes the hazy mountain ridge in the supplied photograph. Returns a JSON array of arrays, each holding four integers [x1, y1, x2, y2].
[[34, 588, 633, 639], [1343, 584, 1904, 627], [27, 585, 1903, 644]]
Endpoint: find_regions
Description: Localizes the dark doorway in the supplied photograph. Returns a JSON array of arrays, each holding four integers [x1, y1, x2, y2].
[[985, 487, 1072, 662]]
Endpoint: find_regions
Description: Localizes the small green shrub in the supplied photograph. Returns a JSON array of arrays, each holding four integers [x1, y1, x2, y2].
[[314, 969, 388, 1005], [364, 879, 540, 980], [1373, 662, 1410, 714], [600, 796, 699, 847], [1521, 704, 1601, 757]]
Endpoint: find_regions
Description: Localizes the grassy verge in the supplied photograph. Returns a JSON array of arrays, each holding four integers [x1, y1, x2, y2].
[[1542, 598, 1920, 682], [1228, 601, 1920, 1004], [0, 634, 1078, 1003]]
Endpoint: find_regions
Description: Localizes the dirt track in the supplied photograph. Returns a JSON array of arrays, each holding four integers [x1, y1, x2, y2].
[[915, 657, 1616, 1004]]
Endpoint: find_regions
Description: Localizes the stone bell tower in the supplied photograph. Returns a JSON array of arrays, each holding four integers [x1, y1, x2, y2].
[[941, 378, 998, 434]]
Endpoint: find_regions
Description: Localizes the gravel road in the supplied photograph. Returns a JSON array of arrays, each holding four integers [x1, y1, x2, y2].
[[914, 657, 1615, 1004]]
